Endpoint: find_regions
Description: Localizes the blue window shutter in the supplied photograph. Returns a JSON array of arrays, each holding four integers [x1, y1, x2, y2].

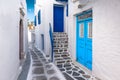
[[34, 16, 36, 26], [38, 10, 41, 24], [66, 4, 68, 17]]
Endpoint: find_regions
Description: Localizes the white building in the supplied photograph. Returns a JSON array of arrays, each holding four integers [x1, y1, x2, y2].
[[34, 0, 120, 80], [0, 0, 28, 80], [34, 0, 68, 58]]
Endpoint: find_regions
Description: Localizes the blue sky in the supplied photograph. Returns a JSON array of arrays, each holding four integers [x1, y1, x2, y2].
[[26, 0, 34, 22]]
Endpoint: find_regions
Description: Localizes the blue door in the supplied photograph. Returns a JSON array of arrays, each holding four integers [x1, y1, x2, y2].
[[53, 5, 64, 32], [41, 34, 44, 50], [76, 11, 92, 70]]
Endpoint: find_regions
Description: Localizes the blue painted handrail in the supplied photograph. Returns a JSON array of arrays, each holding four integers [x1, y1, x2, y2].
[[49, 23, 53, 62]]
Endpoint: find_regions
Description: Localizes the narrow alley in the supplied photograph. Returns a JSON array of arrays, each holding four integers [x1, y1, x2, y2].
[[0, 0, 120, 80], [18, 43, 92, 80]]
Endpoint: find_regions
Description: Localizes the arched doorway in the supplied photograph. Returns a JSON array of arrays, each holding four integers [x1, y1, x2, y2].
[[19, 19, 24, 60]]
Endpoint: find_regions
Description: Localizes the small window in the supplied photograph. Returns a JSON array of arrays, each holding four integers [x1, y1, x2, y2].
[[88, 22, 92, 38], [38, 10, 41, 24], [79, 23, 84, 38], [34, 16, 36, 26], [78, 11, 92, 21]]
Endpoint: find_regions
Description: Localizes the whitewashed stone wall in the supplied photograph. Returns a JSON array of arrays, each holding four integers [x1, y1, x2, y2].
[[0, 0, 28, 80], [34, 0, 68, 57], [68, 0, 120, 80]]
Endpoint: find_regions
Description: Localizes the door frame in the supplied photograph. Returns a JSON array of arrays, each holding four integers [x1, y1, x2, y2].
[[19, 8, 25, 60], [41, 34, 44, 51], [53, 4, 64, 32], [19, 19, 24, 60], [76, 9, 93, 70]]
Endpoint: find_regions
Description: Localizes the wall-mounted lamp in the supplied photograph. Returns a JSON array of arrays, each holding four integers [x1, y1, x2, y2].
[[78, 0, 89, 8]]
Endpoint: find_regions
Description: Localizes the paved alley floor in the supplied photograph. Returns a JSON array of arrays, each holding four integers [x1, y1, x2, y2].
[[18, 46, 93, 80], [28, 48, 66, 80]]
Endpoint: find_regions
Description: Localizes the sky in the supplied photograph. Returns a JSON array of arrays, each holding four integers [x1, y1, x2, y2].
[[26, 0, 34, 22]]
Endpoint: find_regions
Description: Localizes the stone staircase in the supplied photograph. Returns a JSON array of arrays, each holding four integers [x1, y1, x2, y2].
[[53, 32, 72, 67], [53, 32, 92, 80]]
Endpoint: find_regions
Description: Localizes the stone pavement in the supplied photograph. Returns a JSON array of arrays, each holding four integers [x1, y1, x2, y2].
[[28, 48, 66, 80], [18, 40, 93, 80], [17, 51, 31, 80]]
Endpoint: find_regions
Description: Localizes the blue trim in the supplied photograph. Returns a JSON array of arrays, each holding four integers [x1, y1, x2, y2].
[[77, 18, 92, 22], [76, 17, 78, 61], [53, 5, 64, 32], [34, 16, 36, 26], [56, 0, 68, 2], [76, 10, 92, 70], [66, 4, 68, 17], [49, 23, 53, 62], [38, 10, 41, 25], [76, 10, 92, 22], [76, 10, 92, 17]]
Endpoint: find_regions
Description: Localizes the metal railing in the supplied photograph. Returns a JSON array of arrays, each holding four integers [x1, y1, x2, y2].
[[49, 23, 53, 62]]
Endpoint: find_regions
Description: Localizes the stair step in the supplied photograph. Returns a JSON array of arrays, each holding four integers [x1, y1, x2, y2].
[[53, 38, 68, 41], [61, 53, 70, 57], [55, 58, 63, 61], [63, 57, 71, 60], [54, 52, 61, 55], [56, 61, 65, 64], [53, 48, 68, 50], [55, 57, 71, 61], [54, 53, 70, 57], [54, 48, 68, 50], [53, 43, 68, 45], [53, 32, 70, 66], [54, 55, 61, 58], [54, 57, 72, 64], [61, 54, 70, 57], [55, 60, 72, 64]]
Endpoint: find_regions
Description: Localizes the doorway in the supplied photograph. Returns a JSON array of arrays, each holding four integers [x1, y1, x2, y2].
[[76, 10, 92, 70], [41, 34, 44, 51], [53, 5, 64, 32], [19, 19, 24, 60]]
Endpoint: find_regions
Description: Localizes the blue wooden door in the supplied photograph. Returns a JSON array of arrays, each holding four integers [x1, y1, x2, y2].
[[53, 5, 64, 32], [76, 21, 86, 66], [76, 11, 92, 70], [85, 19, 92, 70]]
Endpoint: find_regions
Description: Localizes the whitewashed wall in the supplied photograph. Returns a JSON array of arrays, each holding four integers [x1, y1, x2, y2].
[[0, 0, 28, 80], [20, 0, 28, 54], [68, 0, 120, 80], [34, 0, 67, 56]]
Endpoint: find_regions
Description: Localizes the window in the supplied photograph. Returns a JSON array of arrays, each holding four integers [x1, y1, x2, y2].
[[38, 10, 41, 24], [79, 23, 84, 38], [78, 12, 92, 21], [88, 22, 92, 38], [34, 16, 36, 26]]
